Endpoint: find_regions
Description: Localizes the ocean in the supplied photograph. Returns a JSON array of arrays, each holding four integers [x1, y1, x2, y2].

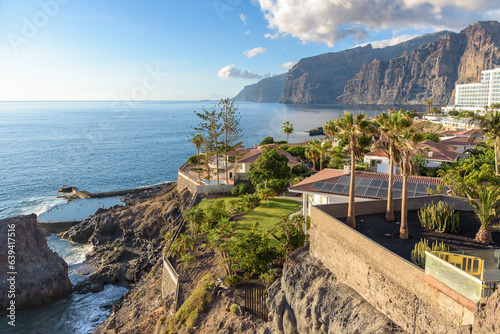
[[0, 100, 398, 333]]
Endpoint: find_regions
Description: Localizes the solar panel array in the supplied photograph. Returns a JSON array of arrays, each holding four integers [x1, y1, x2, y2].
[[310, 176, 449, 199]]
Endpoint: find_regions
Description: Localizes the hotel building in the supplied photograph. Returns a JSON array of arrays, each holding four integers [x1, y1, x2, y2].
[[453, 68, 500, 110]]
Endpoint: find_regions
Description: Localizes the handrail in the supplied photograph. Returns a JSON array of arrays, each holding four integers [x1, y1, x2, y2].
[[432, 251, 484, 280]]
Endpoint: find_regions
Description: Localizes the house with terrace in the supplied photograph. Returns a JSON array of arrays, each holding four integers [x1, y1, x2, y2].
[[235, 146, 300, 179], [289, 168, 449, 218]]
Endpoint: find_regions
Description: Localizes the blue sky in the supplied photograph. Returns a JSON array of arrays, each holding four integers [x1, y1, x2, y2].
[[0, 0, 498, 101]]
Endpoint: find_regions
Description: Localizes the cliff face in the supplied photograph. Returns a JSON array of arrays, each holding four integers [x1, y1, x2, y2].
[[0, 214, 72, 312], [280, 31, 449, 104], [233, 73, 287, 102], [338, 21, 500, 105]]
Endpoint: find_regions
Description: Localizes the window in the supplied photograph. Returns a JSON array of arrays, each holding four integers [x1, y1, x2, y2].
[[370, 159, 382, 167]]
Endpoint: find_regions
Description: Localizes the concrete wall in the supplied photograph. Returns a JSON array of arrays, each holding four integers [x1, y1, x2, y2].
[[310, 198, 475, 333], [162, 255, 179, 312], [177, 171, 234, 195]]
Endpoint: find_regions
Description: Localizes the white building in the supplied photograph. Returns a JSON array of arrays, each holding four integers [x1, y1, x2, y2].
[[453, 68, 500, 110]]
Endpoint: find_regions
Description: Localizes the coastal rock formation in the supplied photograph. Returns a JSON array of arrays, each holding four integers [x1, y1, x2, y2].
[[279, 31, 449, 104], [0, 214, 72, 312], [60, 185, 191, 292], [262, 245, 403, 334], [338, 21, 500, 105], [233, 73, 287, 102]]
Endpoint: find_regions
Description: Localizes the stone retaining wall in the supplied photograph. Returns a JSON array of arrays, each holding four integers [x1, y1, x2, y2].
[[310, 197, 475, 333]]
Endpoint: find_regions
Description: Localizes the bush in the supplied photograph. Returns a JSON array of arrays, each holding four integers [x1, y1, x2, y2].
[[292, 164, 308, 175], [418, 201, 460, 233], [354, 163, 368, 171], [224, 275, 241, 286], [287, 146, 306, 160], [411, 238, 449, 269], [259, 269, 277, 287], [229, 303, 240, 315], [259, 136, 274, 145], [424, 132, 440, 142], [187, 154, 202, 165], [238, 194, 260, 209], [205, 199, 229, 227], [255, 182, 266, 192], [231, 183, 250, 196], [268, 179, 287, 192], [328, 156, 344, 169], [278, 144, 289, 150], [276, 140, 287, 144], [229, 229, 279, 275]]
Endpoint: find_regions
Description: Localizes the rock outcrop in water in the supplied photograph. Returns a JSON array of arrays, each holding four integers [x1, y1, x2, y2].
[[0, 214, 72, 312], [60, 184, 191, 293]]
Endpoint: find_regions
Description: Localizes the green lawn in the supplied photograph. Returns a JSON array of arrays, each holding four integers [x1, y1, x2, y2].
[[236, 198, 302, 234], [195, 197, 302, 235], [196, 197, 236, 211]]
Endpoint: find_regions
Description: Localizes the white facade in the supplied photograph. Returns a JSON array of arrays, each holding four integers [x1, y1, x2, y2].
[[455, 68, 500, 109]]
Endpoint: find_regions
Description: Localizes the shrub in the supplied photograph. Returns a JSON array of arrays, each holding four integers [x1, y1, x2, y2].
[[238, 194, 260, 209], [229, 303, 240, 315], [354, 162, 368, 171], [259, 269, 277, 287], [276, 140, 287, 144], [278, 144, 288, 150], [231, 183, 250, 196], [268, 179, 287, 192], [328, 156, 344, 169], [287, 146, 306, 160], [418, 201, 460, 233], [259, 136, 274, 145], [292, 164, 308, 175], [224, 275, 241, 286], [411, 238, 449, 269], [205, 199, 229, 227], [187, 154, 202, 165], [255, 182, 266, 192], [424, 132, 440, 143]]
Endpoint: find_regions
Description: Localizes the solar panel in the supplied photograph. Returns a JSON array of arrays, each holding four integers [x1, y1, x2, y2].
[[311, 182, 326, 191], [355, 186, 368, 196], [365, 187, 379, 198], [427, 184, 438, 191], [415, 191, 428, 197], [332, 184, 346, 193], [358, 178, 371, 186], [322, 183, 336, 193], [393, 181, 403, 190], [407, 190, 416, 198], [355, 178, 361, 186], [380, 180, 389, 189], [393, 190, 402, 198], [341, 186, 351, 195], [370, 179, 383, 187], [407, 183, 417, 193], [443, 187, 450, 194], [416, 184, 428, 193], [376, 188, 389, 198], [337, 176, 350, 185]]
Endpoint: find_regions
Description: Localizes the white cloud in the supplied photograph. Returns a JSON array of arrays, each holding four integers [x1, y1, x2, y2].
[[264, 32, 280, 39], [279, 61, 296, 69], [245, 30, 251, 35], [240, 13, 247, 25], [357, 34, 420, 49], [255, 0, 500, 47], [202, 76, 210, 80], [243, 47, 268, 58], [218, 65, 271, 79]]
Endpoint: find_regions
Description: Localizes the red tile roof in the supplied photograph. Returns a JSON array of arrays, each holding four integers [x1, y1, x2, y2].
[[437, 130, 457, 136], [440, 136, 482, 146], [419, 141, 459, 162], [289, 169, 446, 197], [237, 148, 299, 165], [455, 129, 479, 136], [365, 149, 389, 158]]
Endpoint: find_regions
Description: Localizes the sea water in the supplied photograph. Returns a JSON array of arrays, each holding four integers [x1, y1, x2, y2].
[[0, 101, 400, 333]]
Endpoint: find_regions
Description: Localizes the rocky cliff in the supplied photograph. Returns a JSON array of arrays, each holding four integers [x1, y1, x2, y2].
[[280, 31, 449, 104], [0, 214, 72, 312], [338, 21, 500, 105], [233, 73, 287, 102]]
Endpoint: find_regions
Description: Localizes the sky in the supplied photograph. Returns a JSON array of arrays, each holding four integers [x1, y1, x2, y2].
[[0, 0, 499, 101]]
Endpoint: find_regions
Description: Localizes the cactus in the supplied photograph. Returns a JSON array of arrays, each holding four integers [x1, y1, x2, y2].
[[418, 201, 460, 233], [411, 238, 449, 269]]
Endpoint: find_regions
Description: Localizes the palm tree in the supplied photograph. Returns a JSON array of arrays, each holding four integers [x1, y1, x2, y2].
[[184, 207, 205, 237], [190, 133, 204, 155], [323, 120, 337, 145], [305, 139, 321, 171], [399, 130, 424, 239], [177, 252, 196, 278], [282, 121, 294, 145], [336, 112, 371, 228], [467, 186, 500, 244], [469, 110, 500, 174], [425, 100, 433, 112], [172, 233, 195, 255], [374, 110, 413, 221], [318, 140, 332, 171], [259, 188, 276, 207]]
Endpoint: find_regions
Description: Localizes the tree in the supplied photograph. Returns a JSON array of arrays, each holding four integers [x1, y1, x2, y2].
[[374, 110, 413, 221], [177, 252, 196, 278], [219, 98, 243, 183], [469, 110, 500, 174], [318, 140, 332, 171], [399, 129, 424, 239], [305, 139, 321, 171], [323, 120, 337, 144], [282, 121, 294, 144], [248, 147, 292, 188], [190, 133, 204, 155], [185, 207, 205, 237], [193, 105, 223, 184], [336, 112, 371, 228], [425, 100, 433, 112], [467, 186, 500, 244], [203, 217, 236, 276], [258, 188, 276, 207]]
